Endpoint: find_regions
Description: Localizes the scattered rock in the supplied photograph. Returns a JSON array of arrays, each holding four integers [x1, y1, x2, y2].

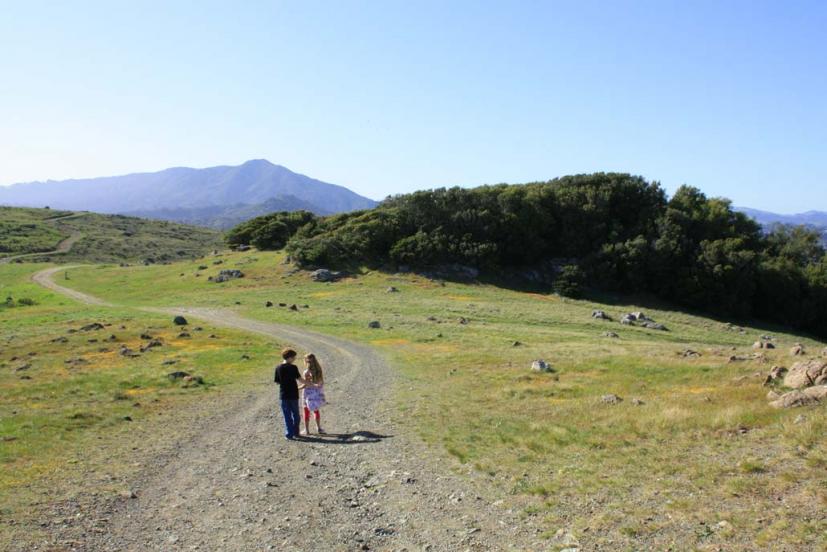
[[162, 359, 178, 366], [680, 349, 701, 358], [769, 385, 827, 408], [790, 344, 806, 356], [241, 354, 251, 360], [80, 323, 105, 332], [793, 414, 806, 424], [167, 371, 191, 380], [822, 347, 827, 357], [139, 339, 163, 352], [368, 321, 381, 329], [265, 301, 274, 307], [620, 314, 635, 326], [289, 304, 299, 311], [783, 360, 827, 389], [591, 310, 611, 320], [531, 360, 554, 373], [512, 341, 522, 347], [763, 365, 788, 386], [386, 286, 399, 293], [310, 269, 343, 282], [173, 316, 188, 326], [458, 317, 469, 325], [119, 346, 140, 358], [602, 331, 620, 338], [140, 333, 153, 340], [50, 336, 69, 343], [631, 398, 644, 406], [15, 363, 31, 372], [213, 269, 244, 283], [642, 321, 668, 331], [177, 332, 191, 338], [601, 393, 623, 404]]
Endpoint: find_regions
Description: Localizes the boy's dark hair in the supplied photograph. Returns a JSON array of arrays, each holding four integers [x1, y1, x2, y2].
[[281, 348, 297, 360]]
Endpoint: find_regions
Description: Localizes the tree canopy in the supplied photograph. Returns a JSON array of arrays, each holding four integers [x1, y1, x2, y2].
[[227, 173, 827, 337]]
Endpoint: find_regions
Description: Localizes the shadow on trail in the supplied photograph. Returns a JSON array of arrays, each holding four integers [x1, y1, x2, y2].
[[296, 430, 393, 445]]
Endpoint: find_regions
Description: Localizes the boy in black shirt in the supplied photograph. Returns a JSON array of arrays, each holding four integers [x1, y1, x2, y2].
[[274, 348, 305, 439]]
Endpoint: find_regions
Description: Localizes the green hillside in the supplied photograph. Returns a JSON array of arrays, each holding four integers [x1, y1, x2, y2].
[[0, 206, 223, 264], [56, 251, 827, 548]]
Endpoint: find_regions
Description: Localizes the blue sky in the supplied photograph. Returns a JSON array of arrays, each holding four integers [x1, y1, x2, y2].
[[1, 0, 825, 212]]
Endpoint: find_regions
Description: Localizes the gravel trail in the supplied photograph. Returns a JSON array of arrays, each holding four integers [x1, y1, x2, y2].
[[30, 268, 541, 551]]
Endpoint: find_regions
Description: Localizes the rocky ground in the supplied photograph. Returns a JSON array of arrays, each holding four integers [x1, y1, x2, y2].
[[22, 271, 547, 552]]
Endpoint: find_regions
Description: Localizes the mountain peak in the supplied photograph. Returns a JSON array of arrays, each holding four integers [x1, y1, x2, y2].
[[0, 161, 377, 217]]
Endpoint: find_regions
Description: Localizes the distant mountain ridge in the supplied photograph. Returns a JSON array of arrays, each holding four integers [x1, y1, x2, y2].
[[737, 207, 827, 227], [0, 160, 376, 226], [126, 195, 332, 230], [737, 207, 827, 245]]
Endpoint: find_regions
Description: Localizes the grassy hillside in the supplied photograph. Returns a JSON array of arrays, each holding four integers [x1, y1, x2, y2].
[[0, 206, 223, 263], [59, 250, 827, 550], [0, 263, 278, 548], [0, 206, 75, 257]]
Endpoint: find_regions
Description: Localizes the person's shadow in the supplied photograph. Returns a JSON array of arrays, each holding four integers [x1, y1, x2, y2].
[[297, 430, 392, 445]]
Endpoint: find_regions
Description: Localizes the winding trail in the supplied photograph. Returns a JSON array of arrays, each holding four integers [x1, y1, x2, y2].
[[30, 268, 540, 551], [1, 212, 85, 265]]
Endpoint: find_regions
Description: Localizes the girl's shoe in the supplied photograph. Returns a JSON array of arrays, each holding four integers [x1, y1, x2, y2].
[[316, 427, 325, 434]]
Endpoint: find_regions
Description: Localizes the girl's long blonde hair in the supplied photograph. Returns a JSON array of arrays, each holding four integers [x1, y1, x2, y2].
[[304, 353, 324, 385]]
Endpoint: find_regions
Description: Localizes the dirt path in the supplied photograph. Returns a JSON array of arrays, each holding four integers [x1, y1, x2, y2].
[[0, 212, 84, 264], [0, 231, 82, 265], [30, 269, 542, 551]]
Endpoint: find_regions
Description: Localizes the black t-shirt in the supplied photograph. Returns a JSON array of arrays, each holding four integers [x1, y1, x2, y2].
[[274, 362, 301, 400]]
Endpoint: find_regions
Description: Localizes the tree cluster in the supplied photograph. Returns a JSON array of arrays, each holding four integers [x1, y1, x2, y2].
[[228, 174, 827, 337]]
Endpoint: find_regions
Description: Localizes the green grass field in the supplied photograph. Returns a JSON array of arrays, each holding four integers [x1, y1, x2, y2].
[[0, 263, 281, 547], [52, 250, 827, 549], [0, 206, 223, 263]]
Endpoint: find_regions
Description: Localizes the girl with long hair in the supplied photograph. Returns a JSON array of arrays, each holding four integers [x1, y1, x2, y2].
[[301, 353, 326, 434]]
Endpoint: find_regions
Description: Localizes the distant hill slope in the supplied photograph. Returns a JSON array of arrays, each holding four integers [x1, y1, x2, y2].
[[737, 207, 827, 226], [0, 160, 377, 219], [0, 206, 223, 264], [126, 195, 332, 230], [738, 207, 827, 245]]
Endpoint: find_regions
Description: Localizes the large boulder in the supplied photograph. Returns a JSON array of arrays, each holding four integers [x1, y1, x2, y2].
[[783, 360, 827, 389], [620, 314, 635, 326], [173, 315, 188, 326], [592, 310, 611, 320], [769, 385, 827, 408]]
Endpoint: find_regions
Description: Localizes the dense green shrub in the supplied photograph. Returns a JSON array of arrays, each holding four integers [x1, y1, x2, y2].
[[226, 210, 316, 250], [228, 173, 827, 337]]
